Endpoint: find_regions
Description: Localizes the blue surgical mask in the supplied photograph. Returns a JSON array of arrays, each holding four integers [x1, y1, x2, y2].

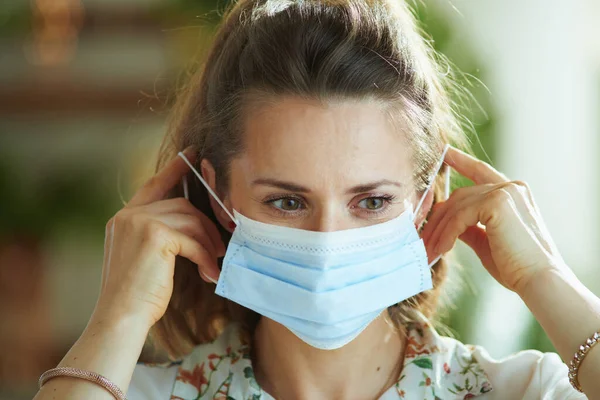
[[178, 145, 450, 350]]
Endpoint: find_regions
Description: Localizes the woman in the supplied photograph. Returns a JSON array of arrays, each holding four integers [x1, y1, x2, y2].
[[34, 0, 600, 399]]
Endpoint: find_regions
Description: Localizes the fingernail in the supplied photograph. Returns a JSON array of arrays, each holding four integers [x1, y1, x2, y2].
[[208, 266, 220, 284], [182, 145, 196, 156], [200, 270, 218, 284]]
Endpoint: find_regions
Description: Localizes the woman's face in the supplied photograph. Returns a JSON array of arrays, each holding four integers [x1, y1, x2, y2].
[[205, 97, 421, 232]]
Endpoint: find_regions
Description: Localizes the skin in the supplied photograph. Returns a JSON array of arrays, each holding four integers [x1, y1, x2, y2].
[[203, 97, 425, 399], [209, 98, 422, 231], [34, 97, 600, 400]]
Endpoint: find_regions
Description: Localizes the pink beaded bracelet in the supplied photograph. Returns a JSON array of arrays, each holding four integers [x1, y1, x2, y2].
[[568, 331, 600, 392], [39, 367, 128, 400]]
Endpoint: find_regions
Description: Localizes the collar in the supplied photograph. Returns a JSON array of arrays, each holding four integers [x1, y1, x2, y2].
[[169, 316, 493, 399]]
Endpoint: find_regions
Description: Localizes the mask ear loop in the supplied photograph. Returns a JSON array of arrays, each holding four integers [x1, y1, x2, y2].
[[411, 144, 451, 268], [425, 164, 451, 268], [414, 144, 450, 217], [177, 152, 239, 225]]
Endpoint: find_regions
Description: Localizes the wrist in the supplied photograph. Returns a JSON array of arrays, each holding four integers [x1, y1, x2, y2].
[[88, 306, 153, 341], [45, 304, 153, 396], [515, 262, 575, 301]]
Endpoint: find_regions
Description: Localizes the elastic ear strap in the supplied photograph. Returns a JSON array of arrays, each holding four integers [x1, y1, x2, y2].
[[177, 152, 238, 224], [444, 164, 451, 201], [426, 146, 452, 269], [428, 254, 442, 269], [414, 144, 451, 216]]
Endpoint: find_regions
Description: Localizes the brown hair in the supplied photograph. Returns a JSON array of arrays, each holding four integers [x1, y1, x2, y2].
[[149, 0, 469, 360]]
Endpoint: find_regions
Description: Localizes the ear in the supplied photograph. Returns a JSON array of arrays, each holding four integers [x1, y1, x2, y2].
[[415, 188, 435, 231], [200, 159, 236, 233]]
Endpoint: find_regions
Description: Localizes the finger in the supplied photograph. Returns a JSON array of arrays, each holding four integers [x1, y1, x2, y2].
[[198, 270, 217, 284], [154, 213, 217, 259], [144, 197, 226, 257], [491, 181, 536, 219], [169, 228, 220, 282], [458, 225, 489, 260], [494, 181, 558, 256], [445, 146, 509, 185], [507, 180, 535, 205], [424, 202, 449, 256], [420, 202, 443, 243], [424, 182, 509, 249], [197, 212, 227, 257], [421, 184, 489, 244], [433, 202, 474, 256], [421, 202, 446, 249], [128, 146, 196, 208], [458, 225, 502, 283], [428, 191, 487, 256], [432, 187, 519, 255]]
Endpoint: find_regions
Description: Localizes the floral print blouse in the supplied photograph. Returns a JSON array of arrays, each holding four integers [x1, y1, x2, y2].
[[128, 316, 587, 400]]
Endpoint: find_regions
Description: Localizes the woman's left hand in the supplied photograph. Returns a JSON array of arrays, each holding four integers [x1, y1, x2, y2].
[[421, 146, 567, 295]]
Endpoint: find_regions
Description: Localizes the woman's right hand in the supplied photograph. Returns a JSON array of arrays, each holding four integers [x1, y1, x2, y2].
[[94, 146, 225, 329]]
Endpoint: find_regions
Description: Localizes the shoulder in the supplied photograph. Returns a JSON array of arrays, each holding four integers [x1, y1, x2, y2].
[[468, 345, 588, 399], [171, 323, 263, 399], [127, 324, 244, 400], [403, 315, 587, 399], [401, 322, 494, 398], [128, 323, 263, 400]]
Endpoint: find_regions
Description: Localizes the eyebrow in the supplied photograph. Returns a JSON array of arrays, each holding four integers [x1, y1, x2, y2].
[[251, 178, 403, 194]]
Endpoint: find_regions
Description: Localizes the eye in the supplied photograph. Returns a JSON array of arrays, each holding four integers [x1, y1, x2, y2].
[[271, 197, 302, 211], [358, 197, 386, 210]]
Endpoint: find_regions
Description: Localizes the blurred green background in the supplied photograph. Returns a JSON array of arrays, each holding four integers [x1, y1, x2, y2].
[[1, 0, 598, 399]]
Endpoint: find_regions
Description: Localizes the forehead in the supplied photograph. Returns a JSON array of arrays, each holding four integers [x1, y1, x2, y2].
[[237, 97, 414, 189]]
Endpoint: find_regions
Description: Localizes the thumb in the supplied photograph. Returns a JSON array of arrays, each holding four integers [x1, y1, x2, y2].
[[459, 225, 501, 282]]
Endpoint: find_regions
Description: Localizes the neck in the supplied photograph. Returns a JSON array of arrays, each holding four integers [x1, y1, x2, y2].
[[252, 314, 406, 400]]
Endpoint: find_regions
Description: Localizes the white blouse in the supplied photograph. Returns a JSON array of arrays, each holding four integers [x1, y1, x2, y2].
[[127, 319, 588, 400]]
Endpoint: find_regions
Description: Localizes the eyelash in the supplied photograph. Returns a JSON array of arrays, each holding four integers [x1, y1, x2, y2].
[[262, 194, 397, 217]]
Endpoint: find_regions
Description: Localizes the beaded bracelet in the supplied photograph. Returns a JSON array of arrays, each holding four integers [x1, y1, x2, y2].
[[39, 367, 128, 400], [568, 331, 600, 392]]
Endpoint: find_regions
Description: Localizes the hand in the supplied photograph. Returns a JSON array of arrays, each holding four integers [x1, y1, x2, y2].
[[420, 146, 566, 295], [95, 147, 225, 328]]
